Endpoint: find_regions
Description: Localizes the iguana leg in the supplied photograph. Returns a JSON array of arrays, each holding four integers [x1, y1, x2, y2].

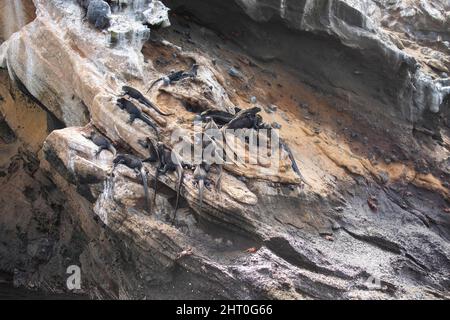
[[95, 146, 104, 157]]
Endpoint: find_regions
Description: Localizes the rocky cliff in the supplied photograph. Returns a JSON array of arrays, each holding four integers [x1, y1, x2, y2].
[[0, 0, 449, 299]]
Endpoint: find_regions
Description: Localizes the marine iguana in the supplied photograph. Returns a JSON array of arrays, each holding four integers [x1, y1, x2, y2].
[[113, 154, 150, 212], [146, 64, 199, 93], [279, 139, 310, 187], [121, 86, 173, 116], [212, 108, 264, 166], [242, 109, 307, 184], [83, 130, 117, 157], [200, 110, 236, 126], [140, 138, 184, 222], [224, 107, 262, 130], [203, 117, 223, 192], [200, 120, 246, 167], [116, 98, 159, 137], [204, 116, 220, 131], [193, 160, 211, 210]]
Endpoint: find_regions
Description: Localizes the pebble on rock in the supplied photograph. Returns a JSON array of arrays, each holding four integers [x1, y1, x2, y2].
[[268, 104, 278, 112], [228, 67, 242, 78], [272, 122, 282, 129]]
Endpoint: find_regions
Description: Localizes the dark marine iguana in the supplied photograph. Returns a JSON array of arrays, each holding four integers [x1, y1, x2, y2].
[[146, 64, 199, 93], [199, 109, 238, 126], [203, 117, 223, 192], [193, 160, 211, 211], [139, 138, 185, 223], [223, 107, 262, 130], [121, 86, 173, 116], [279, 139, 310, 187], [113, 154, 150, 212], [83, 130, 117, 157], [116, 98, 159, 137]]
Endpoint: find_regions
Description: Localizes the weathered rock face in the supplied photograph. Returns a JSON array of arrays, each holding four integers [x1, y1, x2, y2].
[[0, 0, 36, 42], [165, 0, 450, 147], [0, 0, 449, 299]]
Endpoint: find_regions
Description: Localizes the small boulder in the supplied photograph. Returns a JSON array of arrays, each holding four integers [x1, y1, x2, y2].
[[87, 0, 111, 30], [143, 1, 171, 28], [264, 104, 278, 114], [228, 67, 242, 78], [272, 122, 282, 129]]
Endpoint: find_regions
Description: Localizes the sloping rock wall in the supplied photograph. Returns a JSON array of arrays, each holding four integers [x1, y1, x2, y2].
[[0, 0, 448, 299]]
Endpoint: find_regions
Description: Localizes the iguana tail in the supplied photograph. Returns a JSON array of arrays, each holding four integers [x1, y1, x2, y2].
[[172, 169, 185, 224], [140, 114, 159, 137], [153, 168, 160, 210], [282, 142, 311, 187], [141, 97, 173, 116], [146, 78, 162, 93], [140, 168, 150, 213], [108, 144, 117, 157], [198, 179, 204, 210]]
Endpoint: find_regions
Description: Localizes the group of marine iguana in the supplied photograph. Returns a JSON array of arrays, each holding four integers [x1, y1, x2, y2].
[[146, 64, 199, 93], [116, 85, 175, 138], [83, 64, 306, 223]]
